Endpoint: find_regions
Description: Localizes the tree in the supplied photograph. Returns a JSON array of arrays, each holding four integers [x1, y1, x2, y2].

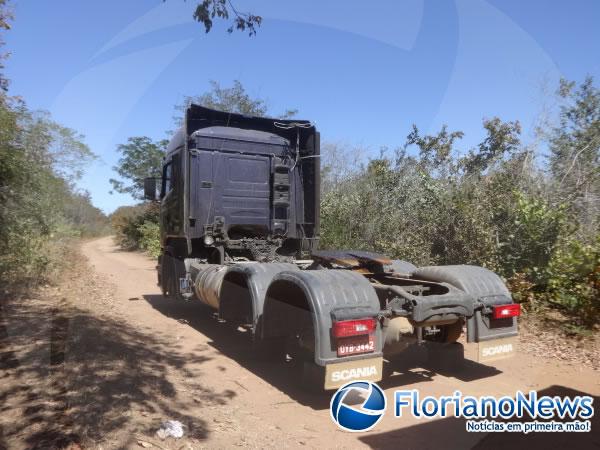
[[461, 118, 521, 175], [549, 77, 600, 237], [0, 0, 12, 91], [405, 124, 464, 175], [174, 79, 297, 126], [182, 80, 268, 116], [0, 99, 106, 285], [109, 137, 167, 200], [320, 142, 365, 195], [16, 109, 97, 181]]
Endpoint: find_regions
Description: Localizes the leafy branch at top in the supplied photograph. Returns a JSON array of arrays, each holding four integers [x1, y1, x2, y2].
[[167, 0, 262, 36]]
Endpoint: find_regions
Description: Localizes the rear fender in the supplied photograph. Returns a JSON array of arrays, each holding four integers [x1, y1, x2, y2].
[[413, 265, 518, 343], [219, 263, 299, 327], [262, 270, 382, 366]]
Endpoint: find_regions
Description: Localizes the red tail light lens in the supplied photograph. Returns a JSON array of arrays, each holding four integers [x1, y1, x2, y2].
[[492, 304, 521, 319], [333, 318, 377, 337]]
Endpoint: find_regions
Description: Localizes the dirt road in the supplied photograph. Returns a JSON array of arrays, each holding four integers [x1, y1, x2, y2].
[[2, 236, 598, 449]]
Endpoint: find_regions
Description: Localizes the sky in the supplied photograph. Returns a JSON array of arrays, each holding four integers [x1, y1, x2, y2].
[[5, 0, 600, 213]]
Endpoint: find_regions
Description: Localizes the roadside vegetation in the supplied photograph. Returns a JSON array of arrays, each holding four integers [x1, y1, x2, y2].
[[0, 98, 110, 288], [111, 203, 160, 257], [0, 3, 110, 291], [320, 78, 599, 329], [321, 78, 599, 330]]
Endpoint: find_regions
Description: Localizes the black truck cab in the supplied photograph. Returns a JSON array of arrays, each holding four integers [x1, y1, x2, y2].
[[156, 105, 320, 265]]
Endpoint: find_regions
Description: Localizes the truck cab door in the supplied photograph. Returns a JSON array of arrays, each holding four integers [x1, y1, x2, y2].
[[160, 152, 182, 239]]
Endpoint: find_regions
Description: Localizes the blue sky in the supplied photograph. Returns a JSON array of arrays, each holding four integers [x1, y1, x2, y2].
[[5, 0, 600, 213]]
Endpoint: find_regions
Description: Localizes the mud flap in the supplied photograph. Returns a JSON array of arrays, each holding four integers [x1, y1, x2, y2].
[[478, 336, 517, 363], [305, 356, 383, 390], [466, 309, 518, 343]]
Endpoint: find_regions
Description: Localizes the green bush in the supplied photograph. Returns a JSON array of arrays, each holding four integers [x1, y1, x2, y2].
[[498, 192, 568, 284], [138, 220, 161, 257], [0, 4, 109, 290], [545, 236, 600, 326], [110, 203, 160, 255], [0, 95, 108, 287], [319, 98, 598, 328]]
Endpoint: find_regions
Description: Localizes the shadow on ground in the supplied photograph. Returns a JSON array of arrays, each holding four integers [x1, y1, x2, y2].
[[0, 294, 234, 449], [144, 294, 502, 410]]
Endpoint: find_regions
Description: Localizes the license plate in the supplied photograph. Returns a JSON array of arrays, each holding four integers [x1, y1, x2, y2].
[[337, 335, 375, 357], [478, 336, 517, 362]]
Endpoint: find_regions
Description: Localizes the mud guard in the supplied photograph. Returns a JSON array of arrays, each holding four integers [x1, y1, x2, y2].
[[413, 265, 518, 343], [389, 259, 417, 277], [219, 263, 299, 328], [263, 270, 383, 366]]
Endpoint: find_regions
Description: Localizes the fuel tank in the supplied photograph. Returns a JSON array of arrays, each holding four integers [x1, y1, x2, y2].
[[191, 264, 228, 309]]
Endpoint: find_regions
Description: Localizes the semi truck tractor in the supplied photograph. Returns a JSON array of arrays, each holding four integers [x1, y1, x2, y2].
[[144, 105, 520, 390]]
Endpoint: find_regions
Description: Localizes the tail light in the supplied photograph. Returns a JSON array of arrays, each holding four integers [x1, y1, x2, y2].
[[492, 304, 521, 319], [333, 318, 376, 338]]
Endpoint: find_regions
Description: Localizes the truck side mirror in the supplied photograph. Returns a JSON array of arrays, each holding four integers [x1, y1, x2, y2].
[[144, 177, 157, 201]]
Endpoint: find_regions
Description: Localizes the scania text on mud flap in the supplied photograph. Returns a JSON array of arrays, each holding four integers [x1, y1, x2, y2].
[[144, 105, 520, 391]]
